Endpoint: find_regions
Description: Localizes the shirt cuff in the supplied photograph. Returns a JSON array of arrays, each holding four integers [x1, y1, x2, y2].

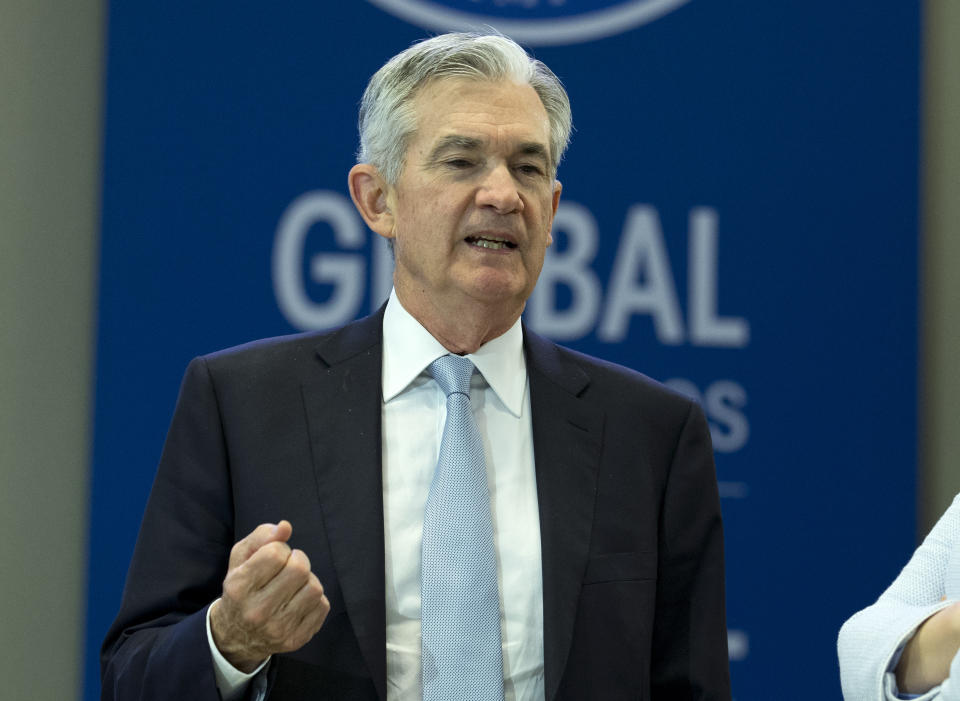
[[206, 599, 271, 701]]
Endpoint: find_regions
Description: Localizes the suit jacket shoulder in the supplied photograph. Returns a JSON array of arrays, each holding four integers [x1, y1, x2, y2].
[[200, 308, 384, 381], [524, 327, 699, 436]]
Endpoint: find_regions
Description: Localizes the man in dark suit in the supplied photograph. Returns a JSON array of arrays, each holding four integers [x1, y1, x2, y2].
[[102, 33, 731, 700]]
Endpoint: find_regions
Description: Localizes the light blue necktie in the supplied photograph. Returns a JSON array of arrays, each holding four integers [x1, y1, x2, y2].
[[421, 354, 504, 701]]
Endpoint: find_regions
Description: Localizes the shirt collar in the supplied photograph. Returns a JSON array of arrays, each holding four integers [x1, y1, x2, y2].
[[381, 289, 527, 416]]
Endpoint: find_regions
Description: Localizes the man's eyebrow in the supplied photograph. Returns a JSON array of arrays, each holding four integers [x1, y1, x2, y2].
[[426, 136, 551, 163], [517, 142, 549, 162], [427, 135, 484, 162]]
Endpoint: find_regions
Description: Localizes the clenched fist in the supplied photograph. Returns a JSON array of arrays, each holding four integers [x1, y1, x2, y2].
[[210, 520, 330, 672]]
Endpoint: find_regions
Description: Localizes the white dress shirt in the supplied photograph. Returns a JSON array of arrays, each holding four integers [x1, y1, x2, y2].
[[382, 290, 544, 701], [210, 290, 545, 700]]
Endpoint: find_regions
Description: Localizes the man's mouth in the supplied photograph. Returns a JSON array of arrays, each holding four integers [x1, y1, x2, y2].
[[465, 235, 517, 251]]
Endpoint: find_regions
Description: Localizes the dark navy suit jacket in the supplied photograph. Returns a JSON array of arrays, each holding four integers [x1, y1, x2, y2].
[[101, 309, 731, 700]]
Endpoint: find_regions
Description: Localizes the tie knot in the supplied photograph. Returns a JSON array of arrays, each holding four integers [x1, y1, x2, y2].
[[428, 354, 475, 397]]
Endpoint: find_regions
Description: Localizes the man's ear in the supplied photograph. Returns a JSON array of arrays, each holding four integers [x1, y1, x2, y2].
[[348, 164, 395, 239], [547, 179, 562, 246]]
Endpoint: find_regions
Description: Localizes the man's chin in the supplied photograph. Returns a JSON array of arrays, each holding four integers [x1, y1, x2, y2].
[[458, 274, 529, 307]]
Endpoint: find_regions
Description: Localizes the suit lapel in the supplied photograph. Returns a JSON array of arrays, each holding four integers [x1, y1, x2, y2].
[[525, 330, 603, 701], [301, 310, 388, 700]]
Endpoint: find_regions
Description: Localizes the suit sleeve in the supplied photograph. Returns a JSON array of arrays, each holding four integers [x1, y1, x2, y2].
[[838, 493, 960, 701], [100, 357, 237, 701], [651, 400, 732, 700]]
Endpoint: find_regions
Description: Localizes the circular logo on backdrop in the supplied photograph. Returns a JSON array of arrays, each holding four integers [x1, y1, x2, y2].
[[366, 0, 691, 46]]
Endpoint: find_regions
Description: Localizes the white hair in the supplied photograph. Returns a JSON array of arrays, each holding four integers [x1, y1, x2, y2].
[[357, 32, 572, 184]]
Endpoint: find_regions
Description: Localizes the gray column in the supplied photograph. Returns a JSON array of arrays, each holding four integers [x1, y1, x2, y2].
[[0, 1, 104, 698], [921, 0, 960, 535]]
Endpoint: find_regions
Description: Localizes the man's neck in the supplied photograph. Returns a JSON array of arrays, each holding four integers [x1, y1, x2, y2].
[[393, 286, 523, 355]]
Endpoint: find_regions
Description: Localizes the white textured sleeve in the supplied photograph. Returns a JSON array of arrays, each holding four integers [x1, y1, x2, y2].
[[838, 493, 960, 700]]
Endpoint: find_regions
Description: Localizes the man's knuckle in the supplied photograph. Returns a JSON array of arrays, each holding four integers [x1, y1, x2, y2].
[[268, 541, 291, 558], [288, 557, 310, 579], [222, 578, 244, 600], [243, 607, 267, 628], [288, 549, 310, 570], [263, 620, 284, 641], [259, 543, 288, 568]]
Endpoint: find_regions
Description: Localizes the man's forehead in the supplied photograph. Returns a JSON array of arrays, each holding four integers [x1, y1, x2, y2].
[[411, 78, 551, 147], [414, 77, 545, 116]]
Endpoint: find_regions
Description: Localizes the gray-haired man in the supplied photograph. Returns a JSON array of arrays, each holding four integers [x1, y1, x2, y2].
[[102, 33, 731, 700]]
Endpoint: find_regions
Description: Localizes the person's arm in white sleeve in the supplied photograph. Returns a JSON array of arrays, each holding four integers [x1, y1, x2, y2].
[[839, 493, 960, 700], [894, 602, 960, 698]]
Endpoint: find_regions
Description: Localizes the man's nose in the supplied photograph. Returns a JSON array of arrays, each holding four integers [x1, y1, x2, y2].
[[475, 164, 523, 214]]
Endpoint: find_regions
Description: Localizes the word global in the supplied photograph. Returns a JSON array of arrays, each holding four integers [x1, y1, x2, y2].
[[272, 191, 750, 348]]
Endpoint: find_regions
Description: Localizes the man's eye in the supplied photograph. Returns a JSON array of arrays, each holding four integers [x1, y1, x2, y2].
[[516, 164, 545, 176], [445, 158, 474, 169]]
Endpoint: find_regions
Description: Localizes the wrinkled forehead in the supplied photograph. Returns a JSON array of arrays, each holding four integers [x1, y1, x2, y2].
[[409, 77, 551, 145]]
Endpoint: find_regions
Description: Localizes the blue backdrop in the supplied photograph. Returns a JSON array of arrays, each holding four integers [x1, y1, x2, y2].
[[85, 2, 920, 698]]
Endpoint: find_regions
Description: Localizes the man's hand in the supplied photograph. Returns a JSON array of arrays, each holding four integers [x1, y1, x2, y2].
[[896, 599, 960, 694], [209, 520, 330, 672]]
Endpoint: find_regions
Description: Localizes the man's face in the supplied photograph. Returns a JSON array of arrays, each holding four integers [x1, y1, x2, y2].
[[384, 78, 561, 315]]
